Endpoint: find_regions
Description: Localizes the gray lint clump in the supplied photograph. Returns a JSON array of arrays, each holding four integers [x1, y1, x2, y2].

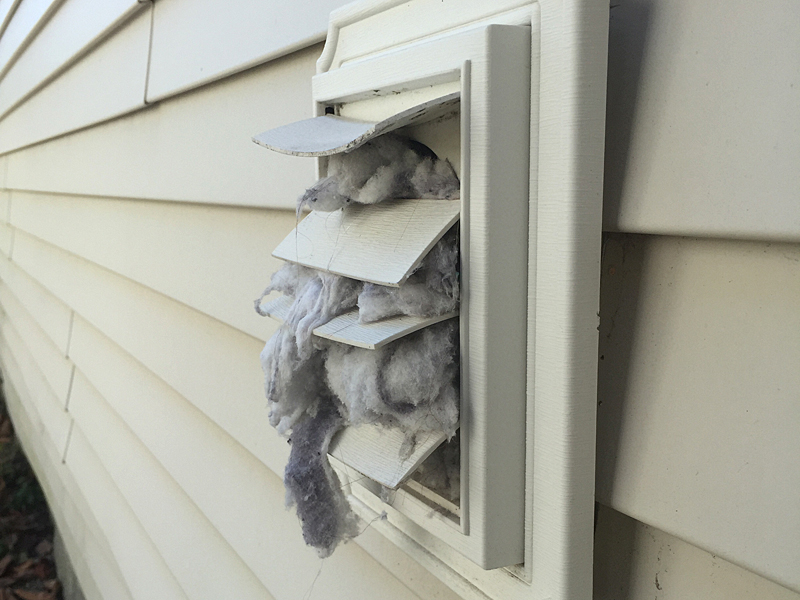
[[256, 266, 361, 434], [296, 133, 459, 215], [325, 321, 459, 454], [257, 134, 460, 557], [284, 401, 359, 555], [358, 227, 459, 323]]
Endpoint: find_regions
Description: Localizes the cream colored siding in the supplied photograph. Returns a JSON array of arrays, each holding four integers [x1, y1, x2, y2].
[[0, 207, 455, 599], [0, 0, 141, 119], [63, 424, 186, 600], [0, 284, 72, 406], [594, 505, 800, 600], [597, 235, 800, 591], [0, 221, 12, 256], [4, 48, 318, 209], [9, 230, 285, 473], [0, 311, 71, 454], [604, 0, 800, 241], [0, 0, 60, 76], [0, 7, 150, 154], [0, 317, 151, 600], [0, 1, 23, 38], [0, 245, 73, 353], [597, 0, 800, 592], [147, 0, 351, 102], [8, 190, 289, 340], [68, 370, 274, 600]]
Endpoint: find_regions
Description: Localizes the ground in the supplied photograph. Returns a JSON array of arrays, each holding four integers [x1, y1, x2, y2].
[[0, 399, 61, 600]]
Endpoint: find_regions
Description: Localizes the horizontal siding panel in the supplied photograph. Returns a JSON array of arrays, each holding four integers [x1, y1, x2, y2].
[[0, 0, 143, 119], [0, 189, 9, 220], [0, 6, 150, 155], [9, 190, 290, 341], [0, 253, 73, 354], [64, 423, 189, 600], [0, 221, 12, 255], [0, 0, 60, 77], [68, 370, 273, 600], [11, 228, 289, 476], [604, 0, 800, 242], [52, 513, 122, 600], [4, 45, 318, 209], [0, 315, 71, 453], [45, 484, 130, 600], [69, 314, 428, 600], [0, 0, 22, 38], [0, 332, 186, 600], [0, 282, 72, 405], [597, 235, 800, 592], [147, 0, 349, 101], [595, 505, 800, 600], [3, 373, 132, 600]]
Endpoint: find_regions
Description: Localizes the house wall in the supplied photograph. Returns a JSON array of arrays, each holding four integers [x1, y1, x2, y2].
[[0, 1, 796, 600]]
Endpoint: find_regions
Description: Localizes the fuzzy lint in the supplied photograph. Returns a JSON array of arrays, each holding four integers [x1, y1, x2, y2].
[[257, 135, 460, 556]]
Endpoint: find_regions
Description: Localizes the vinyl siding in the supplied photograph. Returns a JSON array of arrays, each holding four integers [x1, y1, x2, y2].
[[0, 0, 141, 119], [146, 0, 351, 102], [3, 47, 318, 209]]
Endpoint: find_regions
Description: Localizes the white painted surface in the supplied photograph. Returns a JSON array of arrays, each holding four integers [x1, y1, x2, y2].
[[320, 0, 537, 72], [146, 0, 351, 102], [0, 0, 142, 119], [0, 0, 61, 77], [0, 7, 150, 155], [314, 309, 458, 349], [527, 1, 609, 597], [604, 0, 800, 241], [260, 295, 458, 349], [312, 21, 536, 572], [597, 235, 800, 592], [254, 93, 459, 155], [4, 45, 320, 208], [329, 424, 448, 489], [273, 199, 460, 286]]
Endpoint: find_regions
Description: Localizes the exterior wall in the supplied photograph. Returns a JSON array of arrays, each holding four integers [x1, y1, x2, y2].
[[594, 505, 800, 600], [0, 1, 796, 600], [598, 0, 800, 595]]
